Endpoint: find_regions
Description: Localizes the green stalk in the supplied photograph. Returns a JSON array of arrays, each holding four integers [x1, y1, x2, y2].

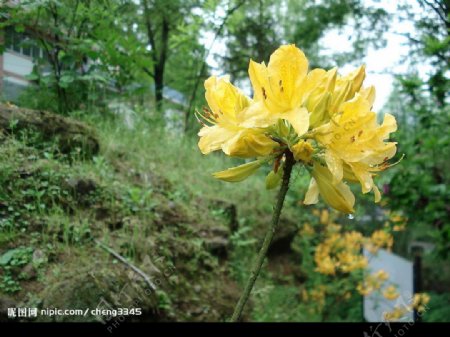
[[230, 152, 295, 322]]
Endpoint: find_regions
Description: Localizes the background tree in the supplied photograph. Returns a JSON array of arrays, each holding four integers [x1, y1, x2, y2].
[[384, 0, 449, 260]]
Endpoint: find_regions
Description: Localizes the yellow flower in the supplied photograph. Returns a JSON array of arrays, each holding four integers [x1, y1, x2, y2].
[[197, 76, 277, 158], [315, 256, 336, 275], [366, 230, 394, 253], [292, 140, 314, 163], [304, 163, 355, 214], [197, 44, 399, 216], [374, 269, 389, 281], [383, 306, 408, 321], [320, 209, 329, 225], [383, 285, 400, 300], [412, 293, 430, 313], [300, 223, 315, 236], [329, 65, 367, 114], [357, 282, 374, 296], [304, 65, 366, 129], [343, 292, 352, 300], [304, 68, 337, 128], [338, 252, 368, 272], [393, 224, 406, 232], [312, 93, 397, 202], [248, 44, 310, 137]]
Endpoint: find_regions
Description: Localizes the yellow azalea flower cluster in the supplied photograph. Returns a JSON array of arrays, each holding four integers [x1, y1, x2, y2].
[[412, 293, 431, 313], [382, 293, 430, 321], [299, 222, 315, 236], [197, 44, 398, 213], [356, 269, 391, 296], [364, 229, 394, 254], [301, 285, 327, 313], [314, 227, 368, 275], [383, 285, 400, 300], [389, 211, 408, 232], [383, 306, 408, 321]]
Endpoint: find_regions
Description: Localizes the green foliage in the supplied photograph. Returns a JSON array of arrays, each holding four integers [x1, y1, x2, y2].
[[383, 0, 449, 259], [0, 246, 33, 293], [221, 0, 389, 80]]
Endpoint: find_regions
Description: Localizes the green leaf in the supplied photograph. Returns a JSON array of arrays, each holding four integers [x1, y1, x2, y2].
[[0, 249, 19, 266]]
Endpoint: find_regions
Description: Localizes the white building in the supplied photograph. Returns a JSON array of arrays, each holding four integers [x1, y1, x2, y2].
[[0, 26, 46, 101]]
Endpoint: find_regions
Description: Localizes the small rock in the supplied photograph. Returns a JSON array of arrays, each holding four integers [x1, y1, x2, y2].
[[20, 263, 37, 280], [204, 237, 229, 257], [32, 249, 46, 265], [66, 177, 97, 196], [0, 297, 16, 322]]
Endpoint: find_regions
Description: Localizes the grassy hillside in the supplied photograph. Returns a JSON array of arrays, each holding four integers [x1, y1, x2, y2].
[[0, 109, 314, 322]]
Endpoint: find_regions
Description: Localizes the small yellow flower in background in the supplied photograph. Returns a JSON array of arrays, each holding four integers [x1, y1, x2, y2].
[[314, 227, 369, 275], [374, 269, 389, 281], [308, 285, 327, 309], [390, 212, 408, 232], [393, 224, 406, 232], [315, 256, 336, 275], [300, 222, 315, 236], [326, 223, 342, 233], [319, 209, 329, 225], [357, 282, 374, 296], [412, 293, 430, 313], [358, 272, 390, 297], [383, 285, 400, 300], [383, 306, 408, 321], [365, 230, 394, 254]]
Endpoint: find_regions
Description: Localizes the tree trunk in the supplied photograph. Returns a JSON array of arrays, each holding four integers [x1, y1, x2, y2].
[[0, 103, 99, 157], [153, 17, 169, 113]]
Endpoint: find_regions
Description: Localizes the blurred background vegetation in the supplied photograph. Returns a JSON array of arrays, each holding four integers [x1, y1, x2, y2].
[[0, 0, 448, 322]]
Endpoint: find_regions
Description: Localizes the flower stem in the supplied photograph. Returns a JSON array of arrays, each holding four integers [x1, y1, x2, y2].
[[230, 152, 295, 322]]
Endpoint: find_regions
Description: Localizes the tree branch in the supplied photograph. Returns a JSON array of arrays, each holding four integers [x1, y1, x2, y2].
[[95, 239, 157, 291]]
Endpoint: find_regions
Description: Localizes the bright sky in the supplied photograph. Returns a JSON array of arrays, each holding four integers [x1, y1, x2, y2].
[[202, 0, 424, 112]]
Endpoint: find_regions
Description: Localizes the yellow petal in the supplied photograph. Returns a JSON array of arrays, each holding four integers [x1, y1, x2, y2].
[[204, 75, 251, 124], [304, 178, 319, 205], [267, 44, 308, 108], [348, 65, 366, 96], [292, 140, 314, 163], [248, 59, 273, 102], [222, 129, 277, 158], [198, 125, 236, 155], [373, 184, 381, 203], [311, 163, 355, 213], [324, 150, 343, 184], [249, 44, 309, 112], [283, 107, 310, 137], [213, 160, 264, 182], [360, 86, 376, 108], [309, 92, 331, 128], [348, 162, 374, 193]]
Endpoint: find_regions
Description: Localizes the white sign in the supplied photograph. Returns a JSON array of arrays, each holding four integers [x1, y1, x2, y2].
[[363, 248, 414, 322]]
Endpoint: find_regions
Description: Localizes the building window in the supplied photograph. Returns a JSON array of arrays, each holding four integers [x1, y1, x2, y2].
[[4, 26, 43, 59]]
